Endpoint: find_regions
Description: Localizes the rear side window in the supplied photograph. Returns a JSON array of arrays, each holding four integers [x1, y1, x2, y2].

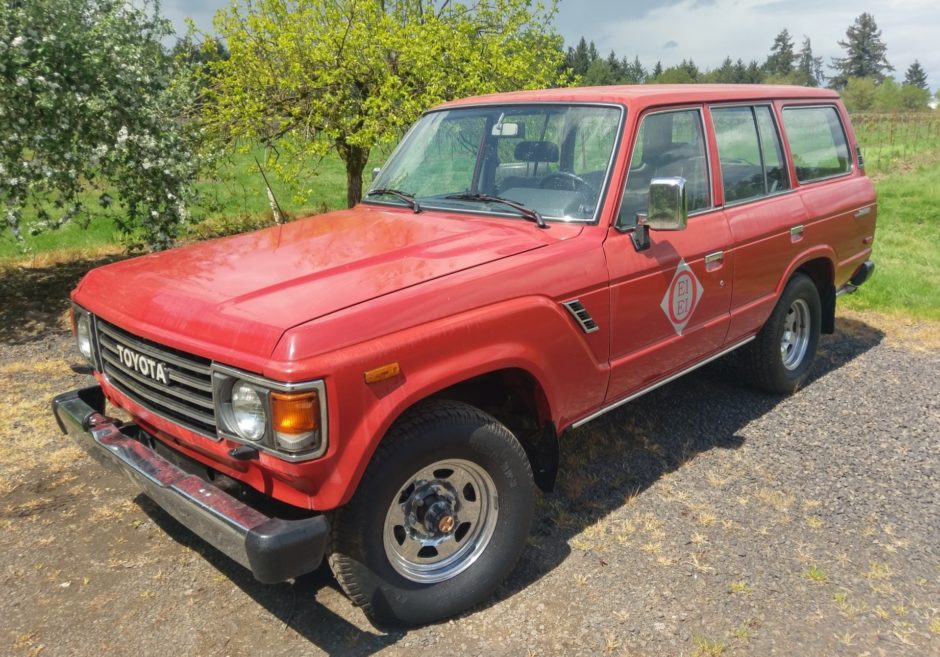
[[712, 105, 791, 204], [781, 106, 851, 182], [618, 109, 710, 227]]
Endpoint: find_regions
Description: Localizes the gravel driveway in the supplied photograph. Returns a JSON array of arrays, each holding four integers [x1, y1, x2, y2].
[[1, 261, 938, 657]]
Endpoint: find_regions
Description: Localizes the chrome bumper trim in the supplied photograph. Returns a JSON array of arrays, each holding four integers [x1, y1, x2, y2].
[[52, 386, 328, 583]]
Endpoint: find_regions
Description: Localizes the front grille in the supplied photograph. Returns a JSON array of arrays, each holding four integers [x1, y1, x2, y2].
[[95, 319, 217, 437]]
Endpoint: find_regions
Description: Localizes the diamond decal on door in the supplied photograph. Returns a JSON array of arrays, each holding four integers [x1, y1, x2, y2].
[[660, 259, 704, 336]]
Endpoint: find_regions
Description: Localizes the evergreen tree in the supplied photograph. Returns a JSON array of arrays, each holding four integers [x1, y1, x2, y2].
[[764, 28, 796, 77], [904, 60, 928, 90], [605, 50, 622, 79], [679, 58, 700, 81], [652, 60, 663, 79], [830, 13, 893, 89], [566, 37, 592, 78], [796, 37, 824, 87], [622, 56, 646, 84], [706, 57, 738, 83]]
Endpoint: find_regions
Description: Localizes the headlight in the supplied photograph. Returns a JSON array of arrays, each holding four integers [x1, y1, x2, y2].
[[213, 366, 328, 461], [231, 381, 266, 441], [76, 313, 93, 361]]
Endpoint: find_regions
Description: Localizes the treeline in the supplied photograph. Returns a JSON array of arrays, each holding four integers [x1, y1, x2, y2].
[[563, 12, 934, 112]]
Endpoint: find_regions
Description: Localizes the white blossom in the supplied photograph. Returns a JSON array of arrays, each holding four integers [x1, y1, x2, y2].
[[11, 36, 26, 48]]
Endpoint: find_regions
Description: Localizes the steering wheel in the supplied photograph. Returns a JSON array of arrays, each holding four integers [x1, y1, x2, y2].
[[539, 171, 592, 192]]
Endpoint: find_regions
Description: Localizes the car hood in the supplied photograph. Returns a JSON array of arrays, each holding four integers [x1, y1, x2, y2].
[[75, 206, 570, 361]]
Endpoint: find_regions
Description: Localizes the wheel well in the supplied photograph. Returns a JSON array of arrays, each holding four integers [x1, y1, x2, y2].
[[796, 258, 836, 334], [429, 369, 559, 493]]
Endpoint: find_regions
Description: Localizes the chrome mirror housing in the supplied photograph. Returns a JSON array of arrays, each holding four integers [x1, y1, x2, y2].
[[647, 177, 688, 231]]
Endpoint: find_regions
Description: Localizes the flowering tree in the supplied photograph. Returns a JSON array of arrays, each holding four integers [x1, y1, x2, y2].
[[0, 0, 203, 249], [208, 0, 567, 208]]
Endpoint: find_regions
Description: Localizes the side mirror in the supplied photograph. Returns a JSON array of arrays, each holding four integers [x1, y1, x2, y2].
[[647, 177, 688, 231], [371, 166, 382, 181]]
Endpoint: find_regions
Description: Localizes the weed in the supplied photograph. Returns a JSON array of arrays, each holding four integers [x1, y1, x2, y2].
[[729, 581, 752, 594], [693, 636, 726, 657], [804, 565, 829, 583], [603, 632, 622, 654], [805, 515, 824, 529], [866, 561, 892, 580]]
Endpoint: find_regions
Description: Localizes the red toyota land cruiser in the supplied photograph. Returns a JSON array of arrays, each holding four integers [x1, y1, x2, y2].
[[54, 84, 876, 626]]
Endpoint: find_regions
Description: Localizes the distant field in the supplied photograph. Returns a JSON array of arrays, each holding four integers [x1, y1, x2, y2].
[[851, 112, 940, 176]]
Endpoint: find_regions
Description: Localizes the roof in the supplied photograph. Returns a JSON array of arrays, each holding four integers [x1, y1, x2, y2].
[[436, 84, 840, 110]]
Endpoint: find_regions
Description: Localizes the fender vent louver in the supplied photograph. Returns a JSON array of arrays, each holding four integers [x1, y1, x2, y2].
[[562, 300, 600, 334]]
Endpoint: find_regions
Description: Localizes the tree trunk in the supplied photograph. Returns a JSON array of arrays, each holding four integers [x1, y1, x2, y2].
[[336, 140, 370, 208]]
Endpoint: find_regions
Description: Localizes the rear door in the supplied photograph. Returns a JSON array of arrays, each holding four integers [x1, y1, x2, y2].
[[604, 107, 733, 402], [711, 103, 808, 343]]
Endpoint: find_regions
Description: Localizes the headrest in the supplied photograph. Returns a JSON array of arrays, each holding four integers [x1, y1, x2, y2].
[[514, 141, 559, 163]]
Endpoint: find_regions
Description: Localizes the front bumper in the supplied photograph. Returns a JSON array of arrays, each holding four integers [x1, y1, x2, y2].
[[52, 386, 329, 584]]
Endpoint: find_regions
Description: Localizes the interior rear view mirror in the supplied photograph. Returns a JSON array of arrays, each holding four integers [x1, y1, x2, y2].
[[492, 122, 524, 138]]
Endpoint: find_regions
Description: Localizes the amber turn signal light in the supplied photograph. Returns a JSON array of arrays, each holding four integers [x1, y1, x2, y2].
[[271, 390, 319, 435]]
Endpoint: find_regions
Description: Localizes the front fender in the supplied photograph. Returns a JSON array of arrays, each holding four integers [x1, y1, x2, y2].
[[268, 295, 609, 509]]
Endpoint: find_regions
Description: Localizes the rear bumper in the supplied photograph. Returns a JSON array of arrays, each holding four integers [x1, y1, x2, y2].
[[837, 260, 875, 296], [52, 386, 328, 584]]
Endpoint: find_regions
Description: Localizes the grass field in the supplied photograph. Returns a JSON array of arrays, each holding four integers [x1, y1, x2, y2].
[[838, 160, 940, 320], [0, 147, 381, 259], [2, 116, 938, 321]]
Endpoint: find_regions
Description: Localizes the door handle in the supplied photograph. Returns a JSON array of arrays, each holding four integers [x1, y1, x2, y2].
[[790, 225, 804, 241], [704, 251, 724, 265]]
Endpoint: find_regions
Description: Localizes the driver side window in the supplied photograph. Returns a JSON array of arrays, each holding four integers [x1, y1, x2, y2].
[[617, 109, 710, 227]]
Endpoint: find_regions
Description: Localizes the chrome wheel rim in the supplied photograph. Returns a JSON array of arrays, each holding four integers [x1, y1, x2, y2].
[[780, 298, 811, 370], [383, 459, 498, 584]]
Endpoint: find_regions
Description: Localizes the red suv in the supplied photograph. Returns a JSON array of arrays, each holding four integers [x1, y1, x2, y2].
[[54, 84, 876, 626]]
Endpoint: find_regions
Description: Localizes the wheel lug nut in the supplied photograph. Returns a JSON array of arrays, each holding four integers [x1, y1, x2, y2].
[[438, 515, 455, 533]]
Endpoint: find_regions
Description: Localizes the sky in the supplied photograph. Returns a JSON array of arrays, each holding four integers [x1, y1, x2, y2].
[[162, 0, 940, 92]]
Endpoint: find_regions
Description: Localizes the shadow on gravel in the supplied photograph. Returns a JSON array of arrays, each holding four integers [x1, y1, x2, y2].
[[136, 318, 883, 652], [0, 255, 124, 346]]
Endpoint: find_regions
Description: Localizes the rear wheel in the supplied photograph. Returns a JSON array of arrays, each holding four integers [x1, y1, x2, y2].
[[328, 400, 535, 627], [739, 273, 821, 394]]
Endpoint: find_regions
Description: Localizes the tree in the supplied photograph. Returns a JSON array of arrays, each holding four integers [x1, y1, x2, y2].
[[897, 84, 930, 112], [765, 29, 796, 77], [652, 61, 664, 79], [566, 37, 593, 78], [904, 61, 928, 90], [0, 0, 203, 248], [622, 56, 646, 84], [830, 13, 893, 89], [841, 77, 877, 112], [209, 0, 566, 208], [793, 37, 824, 87], [583, 58, 618, 86]]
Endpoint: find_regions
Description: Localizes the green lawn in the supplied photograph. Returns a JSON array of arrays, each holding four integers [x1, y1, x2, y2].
[[839, 160, 940, 320]]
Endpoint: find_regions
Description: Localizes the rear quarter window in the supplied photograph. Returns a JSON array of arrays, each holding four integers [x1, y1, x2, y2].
[[781, 106, 852, 182]]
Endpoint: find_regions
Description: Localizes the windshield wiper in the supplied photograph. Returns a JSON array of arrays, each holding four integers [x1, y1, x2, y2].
[[444, 193, 546, 228], [366, 188, 422, 213]]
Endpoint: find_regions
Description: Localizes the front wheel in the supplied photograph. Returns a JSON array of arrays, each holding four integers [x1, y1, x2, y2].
[[739, 272, 822, 394], [328, 401, 535, 627]]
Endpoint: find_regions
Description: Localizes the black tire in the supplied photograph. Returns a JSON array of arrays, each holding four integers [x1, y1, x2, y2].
[[328, 400, 535, 627], [739, 273, 822, 394]]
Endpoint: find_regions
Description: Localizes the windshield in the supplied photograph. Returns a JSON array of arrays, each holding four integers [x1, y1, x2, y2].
[[368, 104, 623, 223]]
